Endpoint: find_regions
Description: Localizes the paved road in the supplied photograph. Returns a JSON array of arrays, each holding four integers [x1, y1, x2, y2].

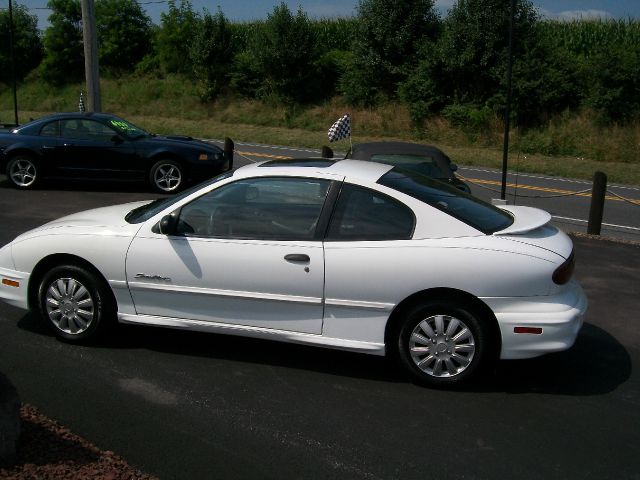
[[0, 176, 639, 479], [211, 140, 640, 243]]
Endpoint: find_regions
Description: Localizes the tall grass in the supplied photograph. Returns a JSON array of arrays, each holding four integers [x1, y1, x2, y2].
[[1, 74, 639, 185]]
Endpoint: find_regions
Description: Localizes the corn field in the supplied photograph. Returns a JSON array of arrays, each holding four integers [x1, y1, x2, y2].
[[537, 19, 640, 55]]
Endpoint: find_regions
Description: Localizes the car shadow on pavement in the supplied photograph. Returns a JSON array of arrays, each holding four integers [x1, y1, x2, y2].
[[0, 175, 157, 194], [484, 322, 631, 395], [17, 313, 630, 395]]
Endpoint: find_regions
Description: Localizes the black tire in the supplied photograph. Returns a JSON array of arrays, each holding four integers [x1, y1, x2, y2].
[[38, 265, 115, 343], [149, 159, 184, 193], [6, 154, 40, 189], [396, 300, 491, 387]]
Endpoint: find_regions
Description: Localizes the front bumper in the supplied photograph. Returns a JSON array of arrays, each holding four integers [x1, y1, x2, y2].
[[485, 280, 587, 360], [0, 266, 30, 310]]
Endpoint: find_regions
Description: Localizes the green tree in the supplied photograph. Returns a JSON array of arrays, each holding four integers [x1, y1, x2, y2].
[[155, 0, 199, 74], [96, 0, 152, 74], [40, 0, 84, 85], [0, 5, 43, 84], [400, 0, 554, 125], [341, 0, 440, 105], [251, 3, 319, 102], [586, 43, 640, 123], [190, 9, 233, 101]]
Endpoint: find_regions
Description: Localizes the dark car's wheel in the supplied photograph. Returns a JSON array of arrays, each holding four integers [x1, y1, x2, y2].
[[149, 160, 184, 193], [38, 265, 115, 342], [396, 300, 490, 387], [6, 155, 39, 189]]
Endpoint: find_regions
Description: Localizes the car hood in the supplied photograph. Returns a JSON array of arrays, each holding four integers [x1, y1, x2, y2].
[[146, 135, 219, 150], [11, 201, 150, 242], [494, 205, 572, 259]]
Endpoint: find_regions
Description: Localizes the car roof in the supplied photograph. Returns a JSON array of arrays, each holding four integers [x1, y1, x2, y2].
[[38, 112, 119, 122], [236, 158, 394, 183]]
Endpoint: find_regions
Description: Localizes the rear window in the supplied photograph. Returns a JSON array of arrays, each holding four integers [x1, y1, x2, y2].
[[378, 168, 513, 234]]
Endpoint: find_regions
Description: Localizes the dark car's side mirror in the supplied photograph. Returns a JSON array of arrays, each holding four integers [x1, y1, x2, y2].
[[111, 134, 124, 144], [450, 163, 458, 172], [158, 213, 178, 235]]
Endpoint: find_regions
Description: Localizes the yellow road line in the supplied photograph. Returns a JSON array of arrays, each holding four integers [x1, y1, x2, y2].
[[236, 150, 640, 205], [465, 178, 640, 204], [237, 150, 290, 160]]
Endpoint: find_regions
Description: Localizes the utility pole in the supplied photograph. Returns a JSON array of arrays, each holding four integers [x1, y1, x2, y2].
[[500, 0, 516, 200], [80, 0, 101, 112], [8, 0, 19, 125]]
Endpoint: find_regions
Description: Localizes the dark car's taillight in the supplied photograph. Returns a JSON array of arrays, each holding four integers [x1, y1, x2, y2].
[[553, 250, 575, 285]]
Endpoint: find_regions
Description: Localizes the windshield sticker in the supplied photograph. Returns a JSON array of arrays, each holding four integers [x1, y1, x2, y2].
[[109, 120, 136, 132]]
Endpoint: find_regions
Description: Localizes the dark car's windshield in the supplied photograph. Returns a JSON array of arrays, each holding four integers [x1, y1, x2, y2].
[[125, 171, 234, 223], [378, 168, 513, 234], [107, 117, 149, 139], [370, 153, 450, 178]]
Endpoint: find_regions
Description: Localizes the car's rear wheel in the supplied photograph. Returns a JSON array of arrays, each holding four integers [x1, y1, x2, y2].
[[149, 159, 184, 193], [6, 155, 39, 189], [38, 265, 114, 342], [396, 301, 489, 387]]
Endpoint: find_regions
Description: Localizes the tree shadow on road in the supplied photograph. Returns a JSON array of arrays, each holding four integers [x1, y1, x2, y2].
[[17, 312, 631, 395]]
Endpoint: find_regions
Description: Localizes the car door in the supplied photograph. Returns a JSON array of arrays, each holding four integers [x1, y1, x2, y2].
[[34, 120, 62, 175], [56, 118, 137, 179], [323, 183, 416, 320], [125, 176, 333, 334]]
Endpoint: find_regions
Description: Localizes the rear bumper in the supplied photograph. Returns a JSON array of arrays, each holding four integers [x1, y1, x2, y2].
[[485, 280, 587, 359]]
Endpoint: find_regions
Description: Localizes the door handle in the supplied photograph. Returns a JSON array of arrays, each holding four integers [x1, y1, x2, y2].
[[284, 254, 310, 263], [41, 145, 55, 150], [63, 143, 75, 147]]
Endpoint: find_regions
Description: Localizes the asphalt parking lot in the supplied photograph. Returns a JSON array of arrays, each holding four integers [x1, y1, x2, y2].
[[0, 175, 639, 480]]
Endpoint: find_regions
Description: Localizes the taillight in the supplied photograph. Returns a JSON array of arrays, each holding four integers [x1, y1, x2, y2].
[[553, 250, 575, 285]]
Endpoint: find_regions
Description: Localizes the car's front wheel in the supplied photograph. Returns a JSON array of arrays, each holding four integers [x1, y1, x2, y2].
[[6, 155, 40, 189], [396, 301, 490, 387], [149, 159, 184, 193], [38, 265, 115, 342]]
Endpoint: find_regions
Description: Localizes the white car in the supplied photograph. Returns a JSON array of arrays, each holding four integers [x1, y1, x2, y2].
[[0, 159, 586, 386]]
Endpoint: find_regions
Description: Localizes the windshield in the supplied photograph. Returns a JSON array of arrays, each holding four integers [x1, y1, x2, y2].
[[378, 168, 513, 234], [107, 117, 149, 139], [370, 154, 450, 178], [125, 171, 234, 224]]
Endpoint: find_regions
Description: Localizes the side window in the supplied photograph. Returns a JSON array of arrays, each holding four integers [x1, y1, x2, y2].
[[327, 184, 414, 241], [39, 121, 59, 137], [60, 119, 116, 141], [84, 120, 118, 141], [176, 177, 331, 240]]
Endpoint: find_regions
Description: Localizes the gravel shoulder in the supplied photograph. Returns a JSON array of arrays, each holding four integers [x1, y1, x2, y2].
[[1, 405, 156, 480]]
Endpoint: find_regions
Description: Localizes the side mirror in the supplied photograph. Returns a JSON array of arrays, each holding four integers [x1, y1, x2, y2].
[[450, 163, 458, 172], [158, 213, 178, 235]]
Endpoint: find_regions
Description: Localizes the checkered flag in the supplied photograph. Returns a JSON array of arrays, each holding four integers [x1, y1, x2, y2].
[[328, 113, 351, 142], [79, 92, 85, 112]]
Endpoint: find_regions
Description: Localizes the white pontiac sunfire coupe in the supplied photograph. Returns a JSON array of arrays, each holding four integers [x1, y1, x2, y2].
[[0, 158, 587, 386]]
